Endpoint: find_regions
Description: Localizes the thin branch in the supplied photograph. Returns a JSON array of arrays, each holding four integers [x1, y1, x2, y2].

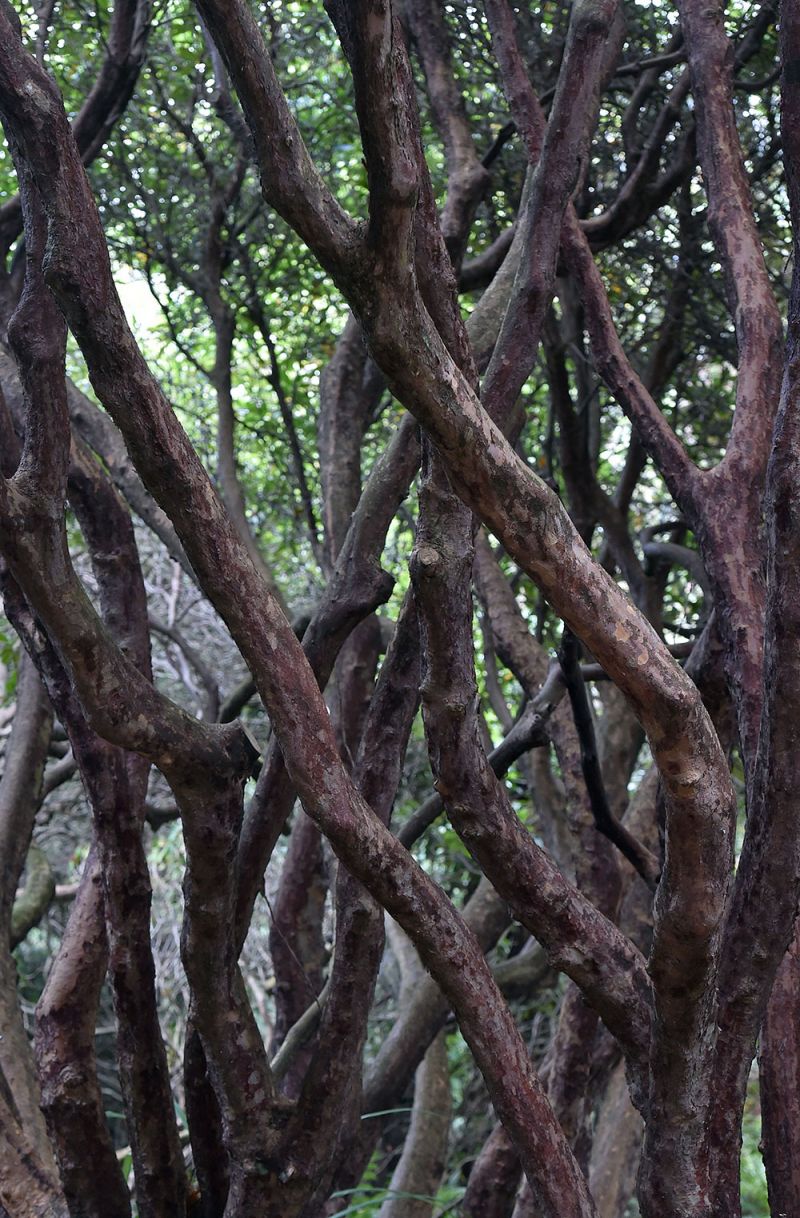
[[558, 630, 661, 890], [149, 614, 220, 720], [398, 690, 556, 849]]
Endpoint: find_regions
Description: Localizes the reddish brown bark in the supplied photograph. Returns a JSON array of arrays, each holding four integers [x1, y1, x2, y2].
[[760, 930, 800, 1218], [0, 646, 55, 1177], [701, 14, 800, 1213], [268, 815, 328, 1067], [0, 1086, 67, 1218], [461, 1122, 521, 1218], [1, 159, 186, 1215], [35, 851, 130, 1218], [0, 3, 795, 1216], [376, 1031, 451, 1218]]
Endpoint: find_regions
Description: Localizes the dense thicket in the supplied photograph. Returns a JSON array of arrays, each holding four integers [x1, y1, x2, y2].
[[0, 1, 797, 1216]]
